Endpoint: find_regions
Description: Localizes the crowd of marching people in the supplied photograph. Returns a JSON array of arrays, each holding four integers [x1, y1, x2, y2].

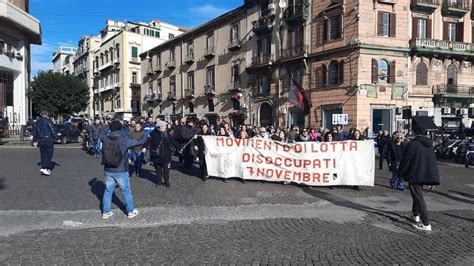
[[32, 111, 442, 231]]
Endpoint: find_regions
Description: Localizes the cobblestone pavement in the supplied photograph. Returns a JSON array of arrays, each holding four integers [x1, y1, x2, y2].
[[0, 145, 473, 264]]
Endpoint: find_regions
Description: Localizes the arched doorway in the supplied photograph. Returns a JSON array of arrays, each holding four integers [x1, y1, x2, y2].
[[259, 103, 273, 127]]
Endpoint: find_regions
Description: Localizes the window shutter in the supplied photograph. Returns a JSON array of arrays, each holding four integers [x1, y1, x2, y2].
[[323, 20, 328, 42], [389, 13, 396, 37], [389, 60, 396, 84], [456, 22, 464, 42], [321, 64, 327, 86], [338, 60, 344, 84], [372, 59, 378, 83], [412, 17, 418, 39], [427, 18, 432, 39], [377, 12, 384, 36], [443, 22, 449, 41]]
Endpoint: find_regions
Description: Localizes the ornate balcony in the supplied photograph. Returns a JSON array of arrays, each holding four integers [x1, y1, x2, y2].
[[411, 0, 440, 13], [165, 60, 175, 69], [204, 47, 215, 58], [249, 54, 274, 68], [143, 94, 153, 103], [442, 0, 471, 18], [284, 2, 309, 25], [184, 53, 194, 64], [146, 65, 153, 76], [154, 64, 161, 73], [253, 16, 273, 35], [227, 82, 241, 93], [168, 90, 177, 100], [280, 45, 308, 61], [204, 84, 215, 96], [433, 84, 474, 106], [184, 89, 195, 98], [409, 38, 474, 59], [228, 39, 241, 51], [153, 92, 162, 102], [129, 82, 141, 89]]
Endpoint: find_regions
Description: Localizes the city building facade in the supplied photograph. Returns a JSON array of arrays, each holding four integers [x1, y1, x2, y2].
[[93, 19, 186, 119], [52, 46, 76, 74], [0, 0, 41, 125], [309, 0, 474, 135], [73, 35, 101, 116]]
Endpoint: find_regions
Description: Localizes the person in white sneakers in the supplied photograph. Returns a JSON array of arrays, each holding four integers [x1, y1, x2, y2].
[[32, 111, 56, 176], [398, 122, 440, 231], [99, 120, 147, 219]]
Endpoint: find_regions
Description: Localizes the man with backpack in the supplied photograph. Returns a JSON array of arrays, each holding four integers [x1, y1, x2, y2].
[[100, 120, 148, 219], [32, 111, 56, 176]]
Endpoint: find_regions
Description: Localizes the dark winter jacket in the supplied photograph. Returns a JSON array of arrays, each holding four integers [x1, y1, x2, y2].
[[147, 129, 172, 164], [33, 117, 56, 141], [195, 131, 212, 159], [377, 135, 390, 155], [89, 124, 102, 140], [100, 126, 148, 173], [397, 136, 440, 186], [387, 141, 406, 166]]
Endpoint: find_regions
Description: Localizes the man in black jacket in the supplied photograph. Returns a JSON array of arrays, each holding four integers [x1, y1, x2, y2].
[[33, 111, 56, 176], [398, 125, 440, 231], [193, 123, 213, 182], [377, 130, 391, 170], [147, 121, 172, 187]]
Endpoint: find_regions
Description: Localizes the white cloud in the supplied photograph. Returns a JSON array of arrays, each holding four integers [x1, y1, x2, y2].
[[191, 4, 230, 18]]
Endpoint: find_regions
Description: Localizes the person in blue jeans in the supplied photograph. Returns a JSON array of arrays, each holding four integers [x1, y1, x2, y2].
[[89, 118, 103, 158], [128, 122, 147, 177], [100, 120, 148, 219], [388, 133, 406, 190]]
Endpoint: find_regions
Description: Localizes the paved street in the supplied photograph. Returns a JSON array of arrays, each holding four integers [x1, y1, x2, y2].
[[0, 144, 473, 264]]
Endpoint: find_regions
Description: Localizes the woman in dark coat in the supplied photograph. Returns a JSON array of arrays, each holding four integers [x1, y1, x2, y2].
[[398, 126, 440, 231], [387, 133, 406, 190], [194, 123, 212, 182], [147, 121, 173, 187]]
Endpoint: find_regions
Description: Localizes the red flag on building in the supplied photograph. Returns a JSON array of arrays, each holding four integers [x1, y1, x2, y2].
[[291, 79, 311, 115]]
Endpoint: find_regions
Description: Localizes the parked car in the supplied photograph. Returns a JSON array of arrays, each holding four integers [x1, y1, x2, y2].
[[54, 124, 80, 144]]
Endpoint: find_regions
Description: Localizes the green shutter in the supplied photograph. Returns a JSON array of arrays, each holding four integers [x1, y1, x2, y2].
[[132, 47, 138, 58], [155, 31, 160, 38]]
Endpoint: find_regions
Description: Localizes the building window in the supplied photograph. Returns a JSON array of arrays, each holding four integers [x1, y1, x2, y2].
[[155, 31, 161, 38], [372, 59, 395, 84], [189, 102, 194, 113], [328, 60, 344, 85], [377, 12, 396, 37], [416, 62, 428, 86], [326, 15, 341, 41], [169, 33, 175, 39], [115, 99, 121, 109], [157, 79, 162, 94], [187, 72, 194, 94], [447, 64, 457, 85], [208, 99, 215, 112], [115, 44, 120, 59], [132, 72, 137, 84], [257, 76, 270, 95], [170, 48, 175, 62], [170, 76, 176, 93], [207, 33, 214, 49], [131, 46, 138, 61], [230, 23, 239, 42], [187, 41, 194, 56], [148, 81, 153, 95], [231, 65, 239, 84], [288, 26, 304, 48], [206, 66, 215, 87], [417, 19, 427, 39], [448, 23, 456, 42]]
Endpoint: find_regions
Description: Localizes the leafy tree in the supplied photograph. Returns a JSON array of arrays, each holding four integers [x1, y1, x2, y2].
[[29, 71, 89, 118]]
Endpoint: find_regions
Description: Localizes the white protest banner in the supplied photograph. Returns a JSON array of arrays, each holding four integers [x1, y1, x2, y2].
[[203, 136, 375, 186]]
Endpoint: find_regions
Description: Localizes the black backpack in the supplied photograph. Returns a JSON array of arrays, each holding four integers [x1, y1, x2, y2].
[[102, 136, 122, 168]]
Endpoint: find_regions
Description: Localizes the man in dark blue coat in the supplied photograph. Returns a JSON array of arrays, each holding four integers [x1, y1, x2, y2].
[[33, 111, 56, 176], [147, 121, 173, 187], [398, 125, 440, 231]]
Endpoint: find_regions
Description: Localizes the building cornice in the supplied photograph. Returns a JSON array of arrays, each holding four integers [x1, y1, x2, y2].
[[0, 0, 41, 44]]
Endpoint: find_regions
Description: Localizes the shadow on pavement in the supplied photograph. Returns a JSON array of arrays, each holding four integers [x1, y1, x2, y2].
[[430, 190, 474, 205], [449, 190, 474, 199], [441, 212, 474, 223], [301, 187, 413, 225], [88, 178, 127, 214], [0, 178, 4, 190], [36, 161, 60, 171]]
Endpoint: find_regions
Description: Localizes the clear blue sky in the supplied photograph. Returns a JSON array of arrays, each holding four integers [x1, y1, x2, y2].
[[30, 0, 243, 76]]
